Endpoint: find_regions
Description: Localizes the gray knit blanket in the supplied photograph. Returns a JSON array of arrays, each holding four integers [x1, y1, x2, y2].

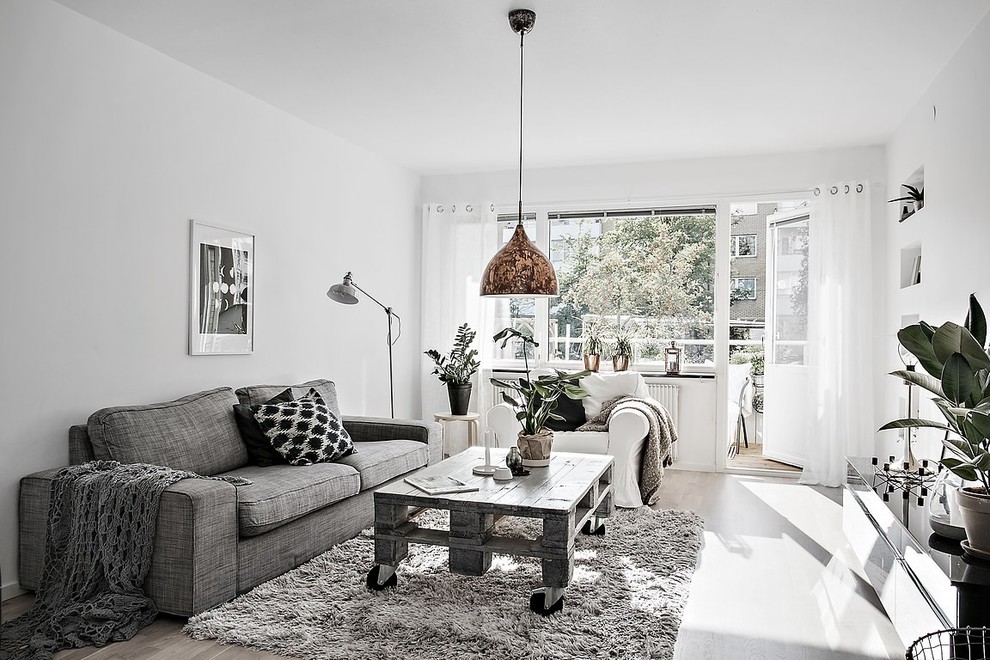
[[1, 461, 248, 660], [578, 395, 678, 506]]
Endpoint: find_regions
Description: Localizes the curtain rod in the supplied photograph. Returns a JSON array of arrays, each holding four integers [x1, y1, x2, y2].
[[495, 188, 816, 212]]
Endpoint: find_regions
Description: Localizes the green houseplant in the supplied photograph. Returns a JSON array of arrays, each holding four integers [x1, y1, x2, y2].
[[425, 323, 481, 416], [888, 184, 924, 221], [582, 324, 604, 373], [879, 294, 990, 550], [610, 327, 634, 372], [490, 327, 589, 466]]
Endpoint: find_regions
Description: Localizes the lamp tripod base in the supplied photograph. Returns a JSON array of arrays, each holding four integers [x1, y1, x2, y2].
[[473, 464, 499, 476]]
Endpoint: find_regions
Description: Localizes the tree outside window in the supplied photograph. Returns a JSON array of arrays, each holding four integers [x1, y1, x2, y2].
[[549, 210, 716, 365]]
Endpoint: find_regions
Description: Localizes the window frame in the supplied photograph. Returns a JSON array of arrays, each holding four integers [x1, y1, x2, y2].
[[730, 234, 758, 258], [491, 202, 718, 374], [730, 277, 758, 301]]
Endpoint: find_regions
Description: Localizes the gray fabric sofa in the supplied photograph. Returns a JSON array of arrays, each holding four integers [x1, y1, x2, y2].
[[18, 379, 441, 616]]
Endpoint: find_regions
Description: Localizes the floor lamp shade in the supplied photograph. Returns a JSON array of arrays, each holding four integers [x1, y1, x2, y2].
[[480, 223, 558, 297]]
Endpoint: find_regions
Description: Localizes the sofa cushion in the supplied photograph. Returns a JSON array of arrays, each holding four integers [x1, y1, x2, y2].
[[219, 463, 360, 537], [251, 390, 354, 466], [580, 372, 649, 419], [235, 379, 340, 418], [233, 388, 294, 467], [337, 440, 429, 491], [88, 387, 248, 475]]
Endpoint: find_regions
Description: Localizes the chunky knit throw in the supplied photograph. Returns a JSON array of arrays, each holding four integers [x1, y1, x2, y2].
[[1, 461, 248, 660], [578, 395, 678, 505]]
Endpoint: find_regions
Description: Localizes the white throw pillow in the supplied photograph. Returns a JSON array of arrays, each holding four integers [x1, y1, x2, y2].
[[580, 372, 648, 419]]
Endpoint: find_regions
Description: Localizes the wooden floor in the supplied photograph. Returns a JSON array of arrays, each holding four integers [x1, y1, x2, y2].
[[662, 469, 903, 659], [729, 443, 802, 472], [2, 470, 904, 660]]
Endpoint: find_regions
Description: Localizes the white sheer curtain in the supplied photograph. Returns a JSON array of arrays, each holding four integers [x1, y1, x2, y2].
[[799, 182, 876, 486], [420, 202, 498, 423]]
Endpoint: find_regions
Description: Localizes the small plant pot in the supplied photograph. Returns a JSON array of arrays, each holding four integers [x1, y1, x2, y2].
[[517, 429, 553, 467], [956, 486, 990, 553], [446, 383, 472, 416], [612, 356, 629, 372], [751, 374, 764, 388], [583, 354, 601, 372]]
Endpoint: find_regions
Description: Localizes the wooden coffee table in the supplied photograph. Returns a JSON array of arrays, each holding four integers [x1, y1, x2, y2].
[[367, 447, 614, 615]]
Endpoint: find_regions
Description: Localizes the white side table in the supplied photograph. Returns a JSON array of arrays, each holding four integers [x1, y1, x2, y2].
[[433, 412, 480, 458]]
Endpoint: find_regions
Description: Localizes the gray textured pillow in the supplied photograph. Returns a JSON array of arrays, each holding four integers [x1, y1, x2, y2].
[[235, 379, 341, 419]]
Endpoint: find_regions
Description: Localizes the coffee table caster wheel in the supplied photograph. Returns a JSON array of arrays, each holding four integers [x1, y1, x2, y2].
[[366, 565, 397, 591], [582, 519, 606, 535], [530, 590, 564, 616]]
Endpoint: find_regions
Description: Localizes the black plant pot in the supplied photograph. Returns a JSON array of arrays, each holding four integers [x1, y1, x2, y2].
[[447, 383, 472, 416]]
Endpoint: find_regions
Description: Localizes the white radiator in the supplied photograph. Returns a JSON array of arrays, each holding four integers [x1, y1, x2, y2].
[[646, 382, 679, 460], [491, 377, 680, 459]]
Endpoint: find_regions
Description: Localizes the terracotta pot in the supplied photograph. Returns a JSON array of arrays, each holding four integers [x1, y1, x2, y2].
[[612, 355, 629, 372], [956, 486, 990, 552], [583, 354, 601, 372], [446, 383, 472, 416], [517, 428, 553, 467]]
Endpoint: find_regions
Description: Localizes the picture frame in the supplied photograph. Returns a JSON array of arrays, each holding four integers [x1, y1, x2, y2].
[[189, 219, 255, 355]]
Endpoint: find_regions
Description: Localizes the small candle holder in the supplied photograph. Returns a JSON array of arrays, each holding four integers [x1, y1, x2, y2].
[[472, 428, 499, 476]]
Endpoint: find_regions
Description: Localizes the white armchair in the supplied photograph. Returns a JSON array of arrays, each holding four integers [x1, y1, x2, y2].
[[487, 400, 652, 509]]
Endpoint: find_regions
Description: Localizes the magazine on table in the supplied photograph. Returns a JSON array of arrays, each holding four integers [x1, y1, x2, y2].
[[404, 474, 479, 495]]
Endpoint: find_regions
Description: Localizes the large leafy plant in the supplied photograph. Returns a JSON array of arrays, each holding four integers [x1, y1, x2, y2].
[[424, 323, 480, 386], [489, 327, 589, 435], [880, 295, 990, 491]]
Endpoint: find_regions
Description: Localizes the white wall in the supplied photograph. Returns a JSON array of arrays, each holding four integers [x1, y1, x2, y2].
[[0, 0, 421, 598], [424, 147, 886, 473], [879, 12, 990, 463]]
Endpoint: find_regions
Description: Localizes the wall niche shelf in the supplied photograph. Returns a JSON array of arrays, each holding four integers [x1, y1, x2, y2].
[[899, 243, 922, 289], [896, 165, 925, 223]]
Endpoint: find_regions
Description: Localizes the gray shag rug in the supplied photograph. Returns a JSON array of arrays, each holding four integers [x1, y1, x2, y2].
[[184, 506, 704, 660]]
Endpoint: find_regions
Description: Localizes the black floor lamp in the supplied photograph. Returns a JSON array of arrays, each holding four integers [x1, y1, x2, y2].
[[327, 272, 400, 418]]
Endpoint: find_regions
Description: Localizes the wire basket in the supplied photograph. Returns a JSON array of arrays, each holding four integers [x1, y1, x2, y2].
[[907, 628, 990, 659]]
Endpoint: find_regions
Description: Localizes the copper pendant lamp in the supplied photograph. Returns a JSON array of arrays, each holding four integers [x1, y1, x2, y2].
[[480, 9, 558, 298]]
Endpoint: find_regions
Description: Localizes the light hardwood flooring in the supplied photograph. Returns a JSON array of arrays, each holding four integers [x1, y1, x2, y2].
[[3, 470, 904, 660], [662, 469, 904, 659], [729, 443, 802, 472]]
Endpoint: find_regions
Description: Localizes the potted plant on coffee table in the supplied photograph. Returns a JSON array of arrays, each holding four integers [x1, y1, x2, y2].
[[425, 323, 481, 416], [490, 327, 589, 467], [879, 295, 990, 554]]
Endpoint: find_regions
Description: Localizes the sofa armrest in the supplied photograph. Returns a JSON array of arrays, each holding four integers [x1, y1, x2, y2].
[[18, 469, 238, 616], [146, 478, 238, 615], [342, 416, 443, 465]]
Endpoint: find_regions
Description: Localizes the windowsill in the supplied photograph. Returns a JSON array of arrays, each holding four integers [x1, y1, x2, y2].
[[490, 366, 714, 379]]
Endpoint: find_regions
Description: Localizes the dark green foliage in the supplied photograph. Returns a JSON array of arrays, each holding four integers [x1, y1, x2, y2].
[[490, 326, 590, 435], [879, 295, 990, 490], [424, 323, 480, 385]]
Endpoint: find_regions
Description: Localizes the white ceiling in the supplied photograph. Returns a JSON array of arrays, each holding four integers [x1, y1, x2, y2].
[[56, 0, 990, 175]]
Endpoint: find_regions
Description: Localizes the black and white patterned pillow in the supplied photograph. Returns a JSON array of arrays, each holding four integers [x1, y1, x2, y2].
[[251, 389, 354, 466]]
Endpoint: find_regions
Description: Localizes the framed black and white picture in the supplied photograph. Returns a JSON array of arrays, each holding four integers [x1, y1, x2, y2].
[[189, 220, 254, 355]]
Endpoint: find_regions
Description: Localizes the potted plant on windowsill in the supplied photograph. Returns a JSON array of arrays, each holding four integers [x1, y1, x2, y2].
[[490, 327, 589, 467], [582, 325, 604, 372], [425, 323, 481, 416], [879, 295, 990, 553], [611, 327, 634, 372]]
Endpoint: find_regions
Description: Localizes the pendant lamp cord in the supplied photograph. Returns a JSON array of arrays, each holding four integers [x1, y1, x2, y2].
[[517, 26, 525, 227]]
